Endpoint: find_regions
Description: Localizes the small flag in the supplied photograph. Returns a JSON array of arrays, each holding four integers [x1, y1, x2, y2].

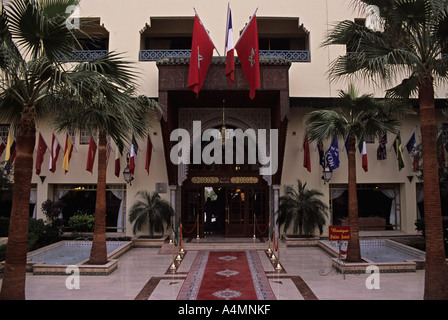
[[318, 140, 326, 170], [358, 137, 368, 172], [235, 9, 260, 99], [405, 129, 419, 170], [344, 133, 350, 157], [49, 133, 61, 173], [86, 136, 97, 173], [129, 134, 138, 174], [393, 132, 405, 171], [188, 11, 217, 96], [114, 145, 121, 178], [303, 132, 311, 172], [225, 4, 235, 86], [326, 137, 340, 171], [377, 133, 387, 160], [4, 131, 16, 173], [62, 133, 74, 174], [35, 132, 48, 175], [145, 134, 153, 175], [0, 137, 5, 158]]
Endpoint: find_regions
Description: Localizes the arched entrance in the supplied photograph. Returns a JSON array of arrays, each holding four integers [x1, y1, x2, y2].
[[157, 57, 290, 239]]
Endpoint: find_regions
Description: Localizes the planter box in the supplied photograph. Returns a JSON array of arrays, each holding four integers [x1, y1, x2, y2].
[[132, 235, 169, 248], [283, 235, 320, 247]]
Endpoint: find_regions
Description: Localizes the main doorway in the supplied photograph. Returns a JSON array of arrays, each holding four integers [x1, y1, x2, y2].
[[181, 186, 269, 238]]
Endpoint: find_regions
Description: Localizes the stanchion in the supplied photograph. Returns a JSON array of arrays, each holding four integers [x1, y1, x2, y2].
[[253, 213, 256, 239], [267, 221, 272, 256], [169, 227, 176, 271], [196, 215, 200, 240], [180, 222, 185, 255], [275, 233, 282, 270], [176, 225, 182, 261]]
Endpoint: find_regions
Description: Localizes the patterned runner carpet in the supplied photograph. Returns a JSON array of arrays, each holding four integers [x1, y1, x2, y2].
[[177, 250, 276, 300]]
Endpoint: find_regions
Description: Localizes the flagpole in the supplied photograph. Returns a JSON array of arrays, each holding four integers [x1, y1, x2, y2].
[[193, 8, 221, 56], [234, 8, 258, 47], [224, 3, 230, 55]]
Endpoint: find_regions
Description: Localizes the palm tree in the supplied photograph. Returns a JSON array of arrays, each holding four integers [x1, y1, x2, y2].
[[323, 0, 448, 300], [0, 0, 81, 300], [50, 53, 159, 265], [306, 84, 406, 262], [276, 180, 328, 237], [128, 191, 174, 237]]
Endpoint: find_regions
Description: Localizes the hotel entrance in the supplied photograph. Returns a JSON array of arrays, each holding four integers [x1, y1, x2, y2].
[[181, 185, 269, 238]]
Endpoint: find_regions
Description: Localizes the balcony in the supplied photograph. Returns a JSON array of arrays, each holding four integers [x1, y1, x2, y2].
[[59, 50, 109, 62], [139, 49, 310, 62]]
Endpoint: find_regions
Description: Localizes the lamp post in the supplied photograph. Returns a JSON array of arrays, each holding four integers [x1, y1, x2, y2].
[[322, 167, 332, 185], [123, 153, 134, 185]]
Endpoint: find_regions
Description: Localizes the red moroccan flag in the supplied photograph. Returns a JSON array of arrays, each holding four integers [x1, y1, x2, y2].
[[0, 138, 5, 158], [145, 134, 153, 175], [235, 11, 260, 100], [86, 136, 97, 173], [188, 13, 215, 96], [114, 146, 121, 178], [35, 132, 48, 175], [303, 133, 311, 172]]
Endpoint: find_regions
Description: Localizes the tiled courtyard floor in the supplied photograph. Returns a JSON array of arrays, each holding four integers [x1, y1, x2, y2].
[[10, 237, 425, 300]]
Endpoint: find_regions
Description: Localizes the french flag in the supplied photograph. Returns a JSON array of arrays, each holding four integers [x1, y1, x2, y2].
[[129, 134, 138, 174], [225, 4, 234, 86]]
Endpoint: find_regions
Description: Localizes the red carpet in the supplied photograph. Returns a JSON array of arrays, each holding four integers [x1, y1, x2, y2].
[[177, 250, 275, 300]]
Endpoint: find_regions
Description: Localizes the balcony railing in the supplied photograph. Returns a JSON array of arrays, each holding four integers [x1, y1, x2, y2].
[[259, 50, 310, 62], [139, 49, 191, 61], [59, 50, 109, 62], [139, 49, 311, 62]]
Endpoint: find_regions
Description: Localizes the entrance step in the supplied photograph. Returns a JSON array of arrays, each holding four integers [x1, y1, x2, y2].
[[182, 237, 273, 250]]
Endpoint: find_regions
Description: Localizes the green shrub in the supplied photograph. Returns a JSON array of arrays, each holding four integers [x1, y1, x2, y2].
[[68, 211, 95, 232]]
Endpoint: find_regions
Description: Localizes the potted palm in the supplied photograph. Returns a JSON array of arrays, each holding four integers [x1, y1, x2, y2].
[[128, 191, 174, 247], [276, 180, 328, 246]]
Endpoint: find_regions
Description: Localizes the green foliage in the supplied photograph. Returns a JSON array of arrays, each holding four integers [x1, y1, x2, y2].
[[28, 219, 61, 251], [41, 199, 63, 227], [276, 180, 328, 236], [128, 191, 174, 237], [68, 211, 95, 232], [306, 84, 410, 144]]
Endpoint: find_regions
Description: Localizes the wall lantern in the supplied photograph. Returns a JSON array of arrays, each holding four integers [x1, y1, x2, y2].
[[322, 167, 332, 185], [123, 153, 134, 185]]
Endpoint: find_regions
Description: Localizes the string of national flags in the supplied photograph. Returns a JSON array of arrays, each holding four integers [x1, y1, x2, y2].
[[188, 5, 260, 99], [301, 128, 446, 173], [0, 131, 154, 177]]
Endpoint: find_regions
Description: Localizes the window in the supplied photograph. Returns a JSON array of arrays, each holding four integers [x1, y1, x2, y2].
[[330, 183, 401, 230], [256, 17, 310, 62], [0, 124, 9, 143], [139, 17, 194, 61]]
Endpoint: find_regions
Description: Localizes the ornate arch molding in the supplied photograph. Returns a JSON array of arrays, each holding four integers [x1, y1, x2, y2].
[[157, 57, 290, 186]]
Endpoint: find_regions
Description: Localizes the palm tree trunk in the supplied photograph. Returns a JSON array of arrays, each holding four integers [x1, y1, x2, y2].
[[346, 135, 362, 262], [0, 106, 36, 300], [418, 74, 448, 300], [88, 130, 108, 265]]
